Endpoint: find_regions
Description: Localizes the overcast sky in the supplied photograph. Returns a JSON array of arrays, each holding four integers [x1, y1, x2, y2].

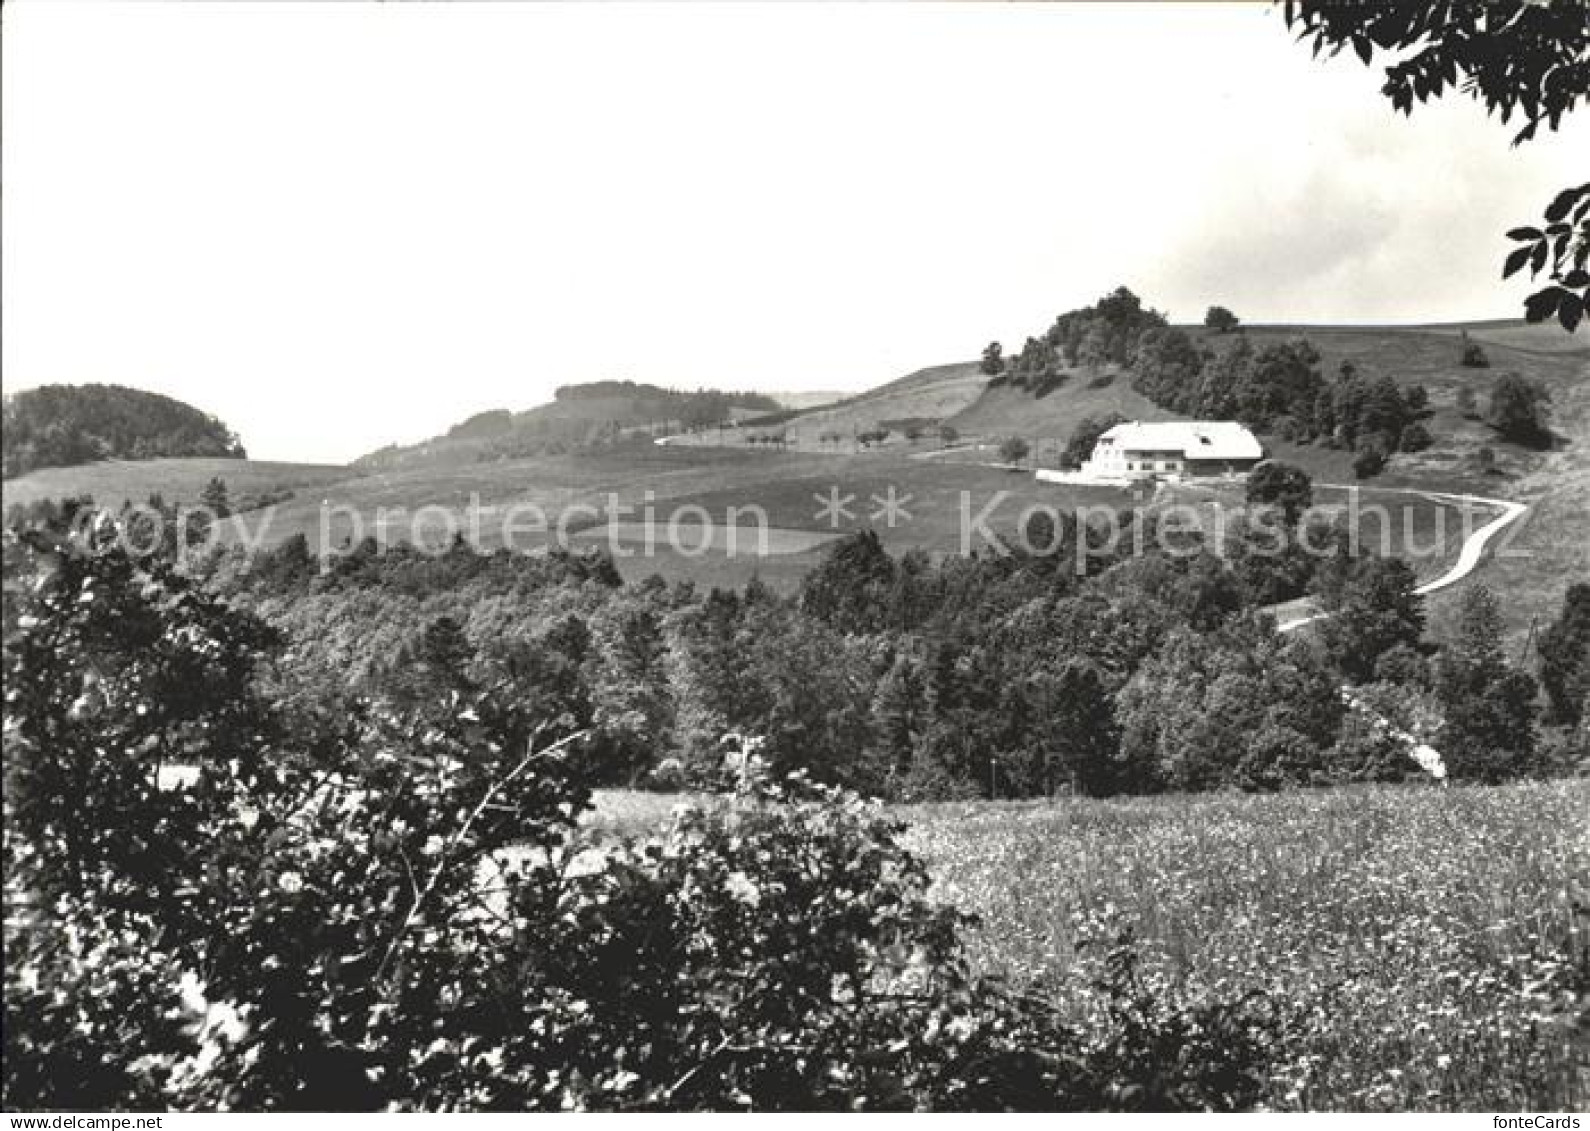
[[4, 2, 1584, 464]]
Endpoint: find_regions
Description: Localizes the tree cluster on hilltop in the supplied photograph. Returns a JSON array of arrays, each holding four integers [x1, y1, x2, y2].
[[985, 286, 1168, 397], [985, 288, 1445, 477], [2, 384, 245, 479]]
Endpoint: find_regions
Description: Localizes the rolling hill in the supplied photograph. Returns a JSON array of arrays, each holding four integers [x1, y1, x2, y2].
[[657, 362, 990, 453], [4, 318, 1583, 647], [354, 382, 782, 472]]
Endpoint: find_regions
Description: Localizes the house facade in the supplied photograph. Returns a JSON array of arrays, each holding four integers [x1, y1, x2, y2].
[[1080, 421, 1263, 481]]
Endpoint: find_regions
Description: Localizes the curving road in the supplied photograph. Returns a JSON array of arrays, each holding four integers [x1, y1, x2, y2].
[[1269, 485, 1529, 782], [1275, 486, 1528, 633]]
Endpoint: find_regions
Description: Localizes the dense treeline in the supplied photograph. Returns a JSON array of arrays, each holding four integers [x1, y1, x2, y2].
[[160, 482, 1569, 800], [554, 379, 781, 417], [8, 475, 1576, 803], [2, 384, 245, 478]]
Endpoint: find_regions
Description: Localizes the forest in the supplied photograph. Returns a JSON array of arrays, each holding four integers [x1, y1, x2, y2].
[[1, 498, 1294, 1110], [4, 474, 1586, 1110], [11, 465, 1577, 806], [1, 384, 246, 479], [220, 504, 1580, 796]]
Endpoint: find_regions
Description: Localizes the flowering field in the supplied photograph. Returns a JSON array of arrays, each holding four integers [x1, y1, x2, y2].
[[900, 781, 1589, 1111]]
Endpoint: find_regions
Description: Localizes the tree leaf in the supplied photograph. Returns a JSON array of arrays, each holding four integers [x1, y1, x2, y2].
[[1545, 186, 1583, 224], [1557, 294, 1583, 334], [1506, 227, 1542, 241], [1524, 288, 1562, 324], [1503, 246, 1533, 279]]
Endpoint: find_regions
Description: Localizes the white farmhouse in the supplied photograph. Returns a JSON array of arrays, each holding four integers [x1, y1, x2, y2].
[[1037, 420, 1263, 485]]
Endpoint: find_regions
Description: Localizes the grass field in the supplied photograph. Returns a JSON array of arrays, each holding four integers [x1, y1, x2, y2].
[[5, 427, 1484, 599], [943, 374, 1175, 456], [2, 457, 354, 512], [590, 780, 1589, 1111], [1440, 334, 1590, 652], [179, 443, 1136, 589]]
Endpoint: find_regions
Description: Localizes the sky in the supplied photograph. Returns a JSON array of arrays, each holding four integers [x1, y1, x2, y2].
[[3, 2, 1584, 464]]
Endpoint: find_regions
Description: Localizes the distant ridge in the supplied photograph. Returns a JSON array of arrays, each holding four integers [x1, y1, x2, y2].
[[353, 381, 783, 471]]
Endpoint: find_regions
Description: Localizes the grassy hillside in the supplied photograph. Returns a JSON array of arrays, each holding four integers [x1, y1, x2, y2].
[[1225, 321, 1587, 488], [2, 457, 353, 513], [1402, 318, 1590, 354], [1445, 332, 1590, 649], [939, 370, 1173, 462], [662, 362, 990, 453], [357, 382, 782, 471], [932, 320, 1584, 477], [678, 319, 1587, 490], [213, 440, 1131, 590]]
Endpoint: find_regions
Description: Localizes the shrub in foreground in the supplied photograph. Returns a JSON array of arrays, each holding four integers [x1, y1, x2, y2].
[[3, 522, 1274, 1111]]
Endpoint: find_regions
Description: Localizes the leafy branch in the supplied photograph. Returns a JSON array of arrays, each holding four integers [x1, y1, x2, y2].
[[1280, 1, 1589, 330], [375, 726, 588, 980], [1504, 182, 1590, 331]]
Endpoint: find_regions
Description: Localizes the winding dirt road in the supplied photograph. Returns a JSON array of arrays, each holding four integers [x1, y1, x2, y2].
[[1270, 485, 1529, 782], [1276, 486, 1529, 633]]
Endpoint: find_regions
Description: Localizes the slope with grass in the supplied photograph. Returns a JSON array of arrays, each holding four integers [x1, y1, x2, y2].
[[214, 438, 1131, 590], [356, 382, 784, 471], [1228, 320, 1585, 489], [934, 320, 1581, 478], [1, 457, 354, 514], [662, 362, 990, 453], [1440, 334, 1590, 649]]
